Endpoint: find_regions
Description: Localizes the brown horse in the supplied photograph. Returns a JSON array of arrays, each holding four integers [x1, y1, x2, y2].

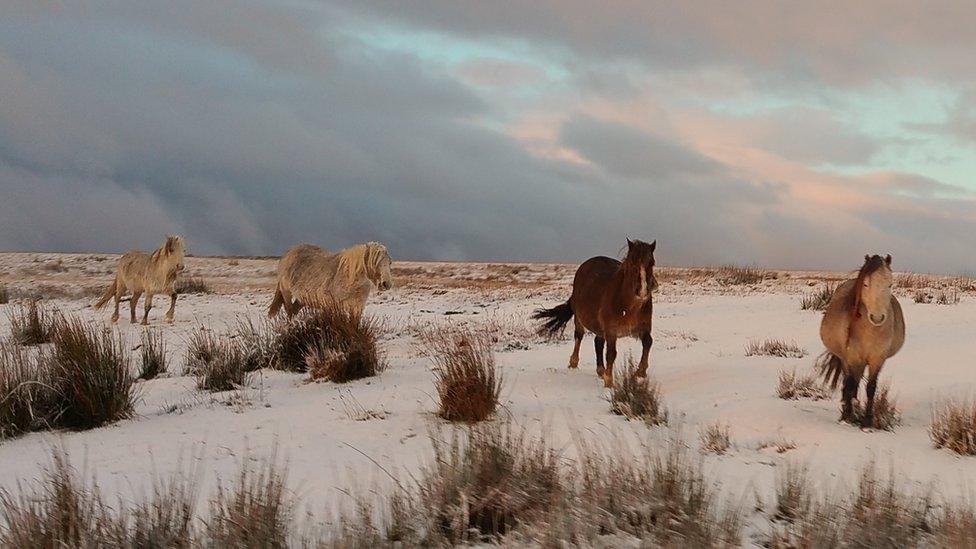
[[818, 254, 905, 429], [533, 239, 658, 387]]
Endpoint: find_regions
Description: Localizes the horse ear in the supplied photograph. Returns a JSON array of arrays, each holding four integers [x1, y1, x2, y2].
[[165, 236, 176, 254], [885, 254, 892, 266], [864, 254, 870, 263], [627, 238, 634, 250], [650, 240, 656, 252]]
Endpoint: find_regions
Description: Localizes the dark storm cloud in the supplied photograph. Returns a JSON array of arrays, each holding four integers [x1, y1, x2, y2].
[[1, 1, 975, 272]]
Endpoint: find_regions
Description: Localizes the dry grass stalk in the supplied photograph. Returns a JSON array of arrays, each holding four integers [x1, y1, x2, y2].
[[745, 339, 807, 358]]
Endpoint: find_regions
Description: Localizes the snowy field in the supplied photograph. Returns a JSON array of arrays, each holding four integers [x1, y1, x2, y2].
[[2, 252, 976, 545]]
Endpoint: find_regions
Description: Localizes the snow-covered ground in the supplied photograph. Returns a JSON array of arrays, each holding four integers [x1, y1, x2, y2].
[[1, 252, 975, 545]]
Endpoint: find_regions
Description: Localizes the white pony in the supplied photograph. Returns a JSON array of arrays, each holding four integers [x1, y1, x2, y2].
[[268, 241, 393, 318]]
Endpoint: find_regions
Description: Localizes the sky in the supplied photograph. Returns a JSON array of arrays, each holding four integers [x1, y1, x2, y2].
[[2, 1, 976, 273]]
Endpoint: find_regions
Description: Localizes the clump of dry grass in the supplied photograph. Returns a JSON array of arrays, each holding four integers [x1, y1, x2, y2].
[[184, 328, 222, 375], [849, 384, 900, 431], [913, 289, 932, 304], [757, 436, 797, 454], [0, 342, 52, 438], [0, 449, 110, 548], [420, 327, 501, 422], [745, 339, 807, 358], [204, 451, 293, 548], [937, 290, 961, 305], [8, 299, 57, 346], [609, 358, 667, 425], [930, 399, 976, 455], [799, 284, 833, 311], [699, 421, 732, 455], [195, 343, 250, 392], [139, 328, 168, 380], [777, 368, 833, 400], [0, 283, 9, 304], [274, 307, 384, 379], [717, 265, 770, 285], [417, 424, 561, 544], [175, 276, 212, 294], [774, 461, 811, 522], [770, 463, 932, 548], [44, 316, 135, 430], [573, 435, 742, 546]]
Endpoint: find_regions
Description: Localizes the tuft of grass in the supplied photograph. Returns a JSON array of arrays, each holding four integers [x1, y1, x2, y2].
[[574, 435, 742, 546], [0, 283, 9, 304], [0, 342, 52, 438], [849, 384, 900, 431], [0, 449, 110, 548], [44, 316, 136, 430], [417, 424, 561, 544], [184, 328, 222, 375], [609, 358, 667, 425], [274, 307, 384, 378], [8, 299, 57, 346], [194, 343, 250, 392], [936, 289, 961, 305], [757, 437, 797, 454], [139, 328, 168, 380], [913, 290, 932, 304], [420, 327, 501, 422], [175, 276, 212, 294], [699, 421, 732, 455], [770, 463, 932, 548], [774, 461, 811, 522], [204, 451, 293, 548], [930, 399, 976, 455], [799, 284, 833, 311], [745, 339, 807, 358], [717, 265, 770, 285], [777, 368, 833, 400]]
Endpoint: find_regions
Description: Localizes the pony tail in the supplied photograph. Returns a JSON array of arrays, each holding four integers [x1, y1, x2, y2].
[[815, 351, 844, 389], [531, 300, 574, 339]]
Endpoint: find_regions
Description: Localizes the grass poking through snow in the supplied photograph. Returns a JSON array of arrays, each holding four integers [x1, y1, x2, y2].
[[8, 299, 57, 346], [420, 327, 501, 423], [777, 368, 833, 400], [609, 358, 667, 425], [930, 399, 976, 455], [799, 284, 833, 311], [139, 328, 168, 380], [745, 339, 807, 358]]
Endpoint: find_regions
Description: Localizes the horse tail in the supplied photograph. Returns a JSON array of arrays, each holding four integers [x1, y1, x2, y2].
[[815, 351, 845, 389], [268, 282, 285, 317], [92, 277, 117, 310], [532, 300, 574, 339]]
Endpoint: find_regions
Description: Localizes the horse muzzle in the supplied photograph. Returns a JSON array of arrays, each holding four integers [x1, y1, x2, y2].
[[868, 312, 887, 326], [380, 281, 392, 291]]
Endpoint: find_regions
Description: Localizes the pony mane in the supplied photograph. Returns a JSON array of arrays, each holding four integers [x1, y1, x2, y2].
[[335, 242, 388, 284]]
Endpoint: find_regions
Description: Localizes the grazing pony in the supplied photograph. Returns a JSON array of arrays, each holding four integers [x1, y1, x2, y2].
[[533, 239, 658, 387], [268, 241, 393, 318], [819, 254, 905, 429], [93, 235, 186, 325]]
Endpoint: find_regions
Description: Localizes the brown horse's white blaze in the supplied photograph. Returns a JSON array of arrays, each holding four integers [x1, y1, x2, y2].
[[818, 254, 906, 429], [532, 239, 658, 388]]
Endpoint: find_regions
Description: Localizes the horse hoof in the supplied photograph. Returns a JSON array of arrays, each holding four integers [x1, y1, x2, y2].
[[603, 376, 613, 388], [596, 367, 605, 377]]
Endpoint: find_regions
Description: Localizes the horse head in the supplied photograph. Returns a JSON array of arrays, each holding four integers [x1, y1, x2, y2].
[[855, 254, 893, 326], [625, 238, 658, 299]]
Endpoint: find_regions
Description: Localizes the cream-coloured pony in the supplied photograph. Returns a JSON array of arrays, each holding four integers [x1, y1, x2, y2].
[[268, 241, 393, 318], [819, 254, 905, 429], [93, 236, 186, 325]]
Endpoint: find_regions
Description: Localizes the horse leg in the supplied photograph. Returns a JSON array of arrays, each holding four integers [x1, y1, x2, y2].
[[841, 373, 859, 423], [861, 368, 881, 429], [568, 321, 583, 369], [603, 336, 618, 388], [637, 330, 653, 378], [164, 290, 177, 323], [594, 336, 605, 377], [130, 291, 142, 324], [280, 288, 295, 317], [142, 292, 154, 325], [111, 284, 123, 324]]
